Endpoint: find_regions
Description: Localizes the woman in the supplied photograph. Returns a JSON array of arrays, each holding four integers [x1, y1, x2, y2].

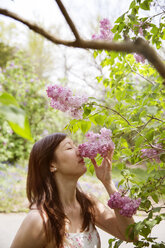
[[10, 133, 137, 248]]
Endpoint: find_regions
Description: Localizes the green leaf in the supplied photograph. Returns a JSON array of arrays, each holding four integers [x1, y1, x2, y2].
[[160, 153, 165, 162], [141, 226, 151, 238], [131, 6, 139, 15], [146, 129, 154, 141], [151, 26, 159, 35], [118, 179, 125, 187], [135, 221, 144, 233], [115, 14, 125, 23], [135, 136, 144, 147], [9, 116, 33, 141], [83, 106, 92, 117], [151, 193, 159, 203], [0, 104, 25, 126], [114, 240, 123, 248], [153, 207, 161, 213], [128, 14, 136, 21], [93, 50, 98, 59], [111, 25, 118, 33], [113, 33, 122, 40], [0, 92, 19, 106], [162, 29, 165, 40], [120, 137, 128, 148], [108, 238, 116, 248], [0, 93, 33, 140], [93, 114, 106, 126], [129, 0, 136, 9], [140, 0, 151, 10], [80, 120, 91, 134]]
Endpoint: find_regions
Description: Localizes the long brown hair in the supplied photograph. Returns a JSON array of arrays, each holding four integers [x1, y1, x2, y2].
[[26, 133, 96, 247]]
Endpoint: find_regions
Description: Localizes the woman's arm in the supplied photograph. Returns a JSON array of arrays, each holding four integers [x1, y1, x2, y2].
[[10, 210, 47, 248], [88, 191, 136, 242], [90, 152, 138, 242]]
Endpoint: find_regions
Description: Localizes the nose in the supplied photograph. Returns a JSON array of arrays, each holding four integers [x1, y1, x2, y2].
[[76, 146, 81, 156]]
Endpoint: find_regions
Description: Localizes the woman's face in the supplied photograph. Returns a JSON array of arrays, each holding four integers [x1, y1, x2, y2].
[[53, 137, 87, 176]]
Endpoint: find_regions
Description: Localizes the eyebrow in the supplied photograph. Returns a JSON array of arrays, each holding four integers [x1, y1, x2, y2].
[[62, 141, 73, 147]]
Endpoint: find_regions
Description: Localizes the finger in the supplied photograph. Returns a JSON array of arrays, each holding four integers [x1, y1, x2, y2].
[[105, 157, 112, 169], [107, 149, 114, 161], [91, 158, 99, 168]]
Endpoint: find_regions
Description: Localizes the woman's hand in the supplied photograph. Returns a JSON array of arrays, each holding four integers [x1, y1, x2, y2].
[[91, 149, 114, 185]]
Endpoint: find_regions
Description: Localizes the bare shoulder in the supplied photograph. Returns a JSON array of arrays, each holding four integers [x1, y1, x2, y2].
[[10, 209, 47, 248], [26, 209, 47, 225]]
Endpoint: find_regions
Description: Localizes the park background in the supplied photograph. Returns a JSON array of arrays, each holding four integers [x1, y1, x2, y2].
[[0, 0, 165, 247]]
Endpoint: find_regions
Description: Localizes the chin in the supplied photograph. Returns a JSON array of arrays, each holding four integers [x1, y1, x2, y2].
[[78, 166, 87, 177]]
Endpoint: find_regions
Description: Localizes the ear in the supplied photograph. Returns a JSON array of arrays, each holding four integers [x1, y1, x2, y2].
[[50, 162, 57, 172]]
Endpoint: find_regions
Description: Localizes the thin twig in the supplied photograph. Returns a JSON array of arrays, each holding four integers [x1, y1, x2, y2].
[[125, 59, 155, 85], [147, 115, 164, 122], [143, 11, 165, 24], [137, 118, 153, 130], [93, 103, 131, 125]]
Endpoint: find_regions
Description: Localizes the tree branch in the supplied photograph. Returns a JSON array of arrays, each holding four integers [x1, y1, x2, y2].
[[55, 0, 80, 41], [0, 8, 165, 79]]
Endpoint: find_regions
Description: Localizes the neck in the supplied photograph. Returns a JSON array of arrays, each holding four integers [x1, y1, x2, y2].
[[54, 173, 79, 209]]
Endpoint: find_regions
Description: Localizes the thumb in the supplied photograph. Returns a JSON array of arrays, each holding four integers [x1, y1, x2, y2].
[[91, 158, 98, 168]]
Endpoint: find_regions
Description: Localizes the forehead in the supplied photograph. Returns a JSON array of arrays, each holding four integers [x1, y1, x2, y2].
[[58, 137, 73, 149]]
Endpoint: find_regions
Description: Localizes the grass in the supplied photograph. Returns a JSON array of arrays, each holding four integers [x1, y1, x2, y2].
[[0, 163, 28, 213]]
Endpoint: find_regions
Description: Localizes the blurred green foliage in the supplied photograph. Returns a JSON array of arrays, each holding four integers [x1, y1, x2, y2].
[[0, 44, 71, 163]]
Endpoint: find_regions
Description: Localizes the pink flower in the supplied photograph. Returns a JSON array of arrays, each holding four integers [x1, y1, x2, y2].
[[134, 53, 145, 63], [141, 143, 163, 163], [108, 192, 141, 218], [134, 22, 144, 37], [46, 84, 88, 119], [78, 128, 115, 159], [92, 18, 114, 41]]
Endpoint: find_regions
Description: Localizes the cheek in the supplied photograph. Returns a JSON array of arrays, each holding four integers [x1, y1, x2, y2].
[[57, 150, 77, 167]]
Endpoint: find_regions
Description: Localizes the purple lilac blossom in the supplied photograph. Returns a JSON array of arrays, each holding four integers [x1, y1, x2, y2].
[[141, 143, 163, 163], [78, 128, 115, 159], [92, 18, 114, 41], [134, 53, 145, 64], [108, 192, 141, 218], [46, 84, 88, 119]]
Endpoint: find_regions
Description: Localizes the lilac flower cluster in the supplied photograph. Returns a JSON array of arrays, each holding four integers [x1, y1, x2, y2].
[[92, 18, 114, 41], [141, 143, 163, 163], [78, 128, 115, 159], [108, 192, 141, 218], [134, 53, 145, 63], [46, 84, 88, 119]]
